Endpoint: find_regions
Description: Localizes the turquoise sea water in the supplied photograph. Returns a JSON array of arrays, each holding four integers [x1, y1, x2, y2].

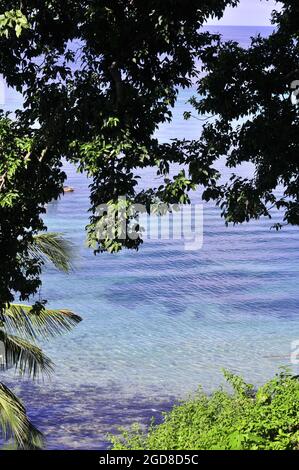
[[3, 26, 299, 449]]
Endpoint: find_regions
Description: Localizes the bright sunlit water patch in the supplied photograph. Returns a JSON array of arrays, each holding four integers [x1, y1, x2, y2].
[[4, 26, 299, 449]]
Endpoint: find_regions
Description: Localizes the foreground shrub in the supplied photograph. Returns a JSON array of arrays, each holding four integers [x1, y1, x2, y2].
[[110, 370, 299, 450]]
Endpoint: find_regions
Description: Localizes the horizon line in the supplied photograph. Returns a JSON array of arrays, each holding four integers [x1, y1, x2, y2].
[[206, 24, 274, 27]]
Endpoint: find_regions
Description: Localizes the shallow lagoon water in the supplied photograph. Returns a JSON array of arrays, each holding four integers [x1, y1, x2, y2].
[[3, 26, 299, 449]]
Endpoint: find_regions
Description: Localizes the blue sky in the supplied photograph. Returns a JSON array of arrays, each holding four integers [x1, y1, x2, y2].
[[209, 0, 282, 26]]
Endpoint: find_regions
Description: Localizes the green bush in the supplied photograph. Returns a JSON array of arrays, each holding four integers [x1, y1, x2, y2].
[[110, 370, 299, 450]]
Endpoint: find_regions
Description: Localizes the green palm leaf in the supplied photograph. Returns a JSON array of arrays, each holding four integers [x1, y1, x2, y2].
[[2, 304, 82, 340], [29, 232, 74, 273], [0, 330, 53, 379], [0, 383, 44, 450], [0, 231, 81, 448]]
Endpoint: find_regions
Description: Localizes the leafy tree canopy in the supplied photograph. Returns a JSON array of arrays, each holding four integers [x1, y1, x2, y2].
[[0, 0, 237, 309], [5, 2, 298, 308], [185, 0, 299, 229]]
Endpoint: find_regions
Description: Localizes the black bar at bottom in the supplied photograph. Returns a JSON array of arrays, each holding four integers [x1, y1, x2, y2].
[[0, 450, 296, 466]]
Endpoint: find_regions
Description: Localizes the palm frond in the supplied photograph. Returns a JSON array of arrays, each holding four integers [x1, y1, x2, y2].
[[0, 383, 44, 449], [0, 330, 53, 378], [2, 304, 82, 341], [29, 232, 74, 273]]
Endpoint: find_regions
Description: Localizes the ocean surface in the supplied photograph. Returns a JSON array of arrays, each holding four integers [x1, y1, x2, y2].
[[3, 26, 299, 450]]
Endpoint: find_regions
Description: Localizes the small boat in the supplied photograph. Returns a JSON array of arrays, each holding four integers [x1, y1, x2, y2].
[[63, 186, 75, 193]]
